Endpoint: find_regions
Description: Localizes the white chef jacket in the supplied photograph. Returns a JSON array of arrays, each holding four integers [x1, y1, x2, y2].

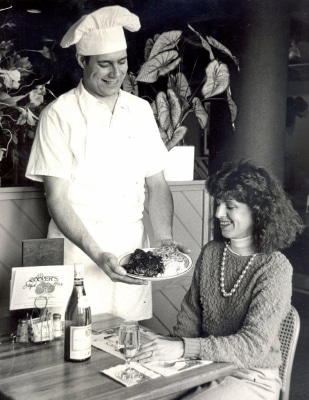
[[26, 81, 168, 319]]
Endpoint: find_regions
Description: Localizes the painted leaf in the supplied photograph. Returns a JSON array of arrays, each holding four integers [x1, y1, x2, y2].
[[0, 69, 21, 89], [24, 47, 57, 62], [136, 50, 181, 83], [0, 92, 27, 107], [29, 85, 46, 106], [168, 72, 191, 99], [206, 35, 239, 70], [149, 30, 182, 59], [166, 125, 187, 150], [167, 125, 174, 141], [0, 148, 5, 162], [14, 56, 32, 71], [156, 91, 172, 132], [227, 87, 238, 125], [17, 107, 37, 126], [159, 126, 169, 146], [144, 38, 154, 61], [156, 91, 182, 141], [0, 40, 14, 58], [167, 88, 182, 129], [41, 45, 57, 61], [27, 129, 35, 139], [202, 60, 229, 99], [11, 132, 18, 144], [122, 72, 139, 95], [151, 100, 158, 120], [192, 97, 208, 129], [188, 24, 214, 60]]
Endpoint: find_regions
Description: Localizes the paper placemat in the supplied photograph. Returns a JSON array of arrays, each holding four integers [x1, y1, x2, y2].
[[94, 325, 212, 386], [101, 362, 160, 387], [92, 325, 158, 360], [144, 359, 212, 377]]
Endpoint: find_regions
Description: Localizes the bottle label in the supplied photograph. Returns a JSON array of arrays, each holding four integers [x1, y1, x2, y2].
[[69, 324, 91, 360], [53, 320, 62, 338]]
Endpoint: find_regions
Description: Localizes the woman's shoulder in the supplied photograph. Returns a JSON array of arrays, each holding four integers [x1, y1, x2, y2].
[[257, 251, 293, 280], [203, 240, 223, 251], [264, 251, 293, 268], [200, 240, 224, 260]]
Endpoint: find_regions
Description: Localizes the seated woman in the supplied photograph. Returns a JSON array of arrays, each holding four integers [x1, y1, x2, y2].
[[134, 159, 304, 400]]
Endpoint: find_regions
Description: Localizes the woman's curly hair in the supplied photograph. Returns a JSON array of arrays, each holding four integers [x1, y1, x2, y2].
[[207, 159, 304, 253]]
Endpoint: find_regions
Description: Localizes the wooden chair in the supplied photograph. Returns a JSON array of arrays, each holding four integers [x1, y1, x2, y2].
[[279, 306, 300, 400]]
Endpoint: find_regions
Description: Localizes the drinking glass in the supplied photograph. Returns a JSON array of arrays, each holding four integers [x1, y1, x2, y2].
[[117, 320, 141, 380]]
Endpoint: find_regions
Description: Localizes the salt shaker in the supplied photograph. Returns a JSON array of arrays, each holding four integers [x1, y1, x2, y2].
[[53, 313, 62, 339]]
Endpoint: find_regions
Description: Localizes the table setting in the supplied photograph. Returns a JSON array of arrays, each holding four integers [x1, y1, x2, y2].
[[0, 244, 237, 399]]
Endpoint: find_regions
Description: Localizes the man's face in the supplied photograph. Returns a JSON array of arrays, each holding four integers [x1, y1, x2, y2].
[[79, 50, 128, 100]]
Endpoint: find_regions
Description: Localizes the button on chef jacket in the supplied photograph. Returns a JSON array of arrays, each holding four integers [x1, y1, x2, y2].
[[26, 81, 169, 319]]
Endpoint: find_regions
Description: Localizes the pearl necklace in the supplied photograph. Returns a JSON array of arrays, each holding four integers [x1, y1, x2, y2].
[[220, 242, 256, 297]]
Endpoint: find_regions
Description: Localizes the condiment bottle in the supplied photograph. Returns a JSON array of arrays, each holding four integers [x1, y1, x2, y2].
[[17, 319, 28, 343], [64, 264, 92, 362], [53, 313, 62, 339]]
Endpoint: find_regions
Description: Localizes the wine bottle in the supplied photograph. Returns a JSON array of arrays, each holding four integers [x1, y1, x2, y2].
[[64, 263, 92, 362]]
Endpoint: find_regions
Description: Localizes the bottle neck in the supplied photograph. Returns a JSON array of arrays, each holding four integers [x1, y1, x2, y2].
[[72, 279, 86, 298], [74, 278, 84, 286]]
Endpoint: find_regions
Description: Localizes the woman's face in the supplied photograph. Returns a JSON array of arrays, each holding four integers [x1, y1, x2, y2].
[[215, 198, 254, 240]]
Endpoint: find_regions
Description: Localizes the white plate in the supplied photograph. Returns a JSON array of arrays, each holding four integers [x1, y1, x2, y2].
[[118, 248, 193, 281]]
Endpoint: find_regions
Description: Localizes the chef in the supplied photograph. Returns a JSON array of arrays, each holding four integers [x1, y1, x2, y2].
[[26, 5, 187, 320]]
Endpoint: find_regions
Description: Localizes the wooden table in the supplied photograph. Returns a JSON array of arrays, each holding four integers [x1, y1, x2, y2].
[[0, 314, 237, 400]]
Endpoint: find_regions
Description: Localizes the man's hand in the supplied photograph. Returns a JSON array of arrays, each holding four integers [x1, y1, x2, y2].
[[97, 252, 148, 285]]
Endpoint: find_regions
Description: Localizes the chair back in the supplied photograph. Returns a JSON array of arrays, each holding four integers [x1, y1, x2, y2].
[[278, 306, 300, 400]]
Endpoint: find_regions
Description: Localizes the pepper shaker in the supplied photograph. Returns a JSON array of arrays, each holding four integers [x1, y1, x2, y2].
[[17, 319, 28, 343]]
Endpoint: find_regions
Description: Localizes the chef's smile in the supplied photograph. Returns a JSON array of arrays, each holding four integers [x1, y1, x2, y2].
[[80, 50, 128, 100]]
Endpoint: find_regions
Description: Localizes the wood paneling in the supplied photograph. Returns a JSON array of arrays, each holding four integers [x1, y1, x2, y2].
[[141, 276, 192, 335], [0, 187, 50, 318], [143, 181, 210, 268], [142, 181, 210, 335]]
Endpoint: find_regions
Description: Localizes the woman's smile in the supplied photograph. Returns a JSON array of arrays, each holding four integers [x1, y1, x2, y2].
[[216, 199, 254, 240]]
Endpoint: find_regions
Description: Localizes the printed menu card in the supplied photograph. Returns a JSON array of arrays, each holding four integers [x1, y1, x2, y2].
[[10, 265, 74, 310]]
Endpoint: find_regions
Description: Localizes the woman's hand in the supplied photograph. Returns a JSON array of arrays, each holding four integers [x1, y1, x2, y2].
[[133, 336, 185, 363]]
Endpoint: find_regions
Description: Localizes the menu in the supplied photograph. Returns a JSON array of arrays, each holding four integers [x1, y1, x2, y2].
[[10, 265, 74, 310]]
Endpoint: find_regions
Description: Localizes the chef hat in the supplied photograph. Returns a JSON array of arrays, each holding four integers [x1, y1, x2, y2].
[[60, 5, 141, 56]]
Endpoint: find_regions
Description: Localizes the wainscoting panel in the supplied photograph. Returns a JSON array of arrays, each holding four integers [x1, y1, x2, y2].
[[142, 181, 210, 335], [0, 187, 50, 312]]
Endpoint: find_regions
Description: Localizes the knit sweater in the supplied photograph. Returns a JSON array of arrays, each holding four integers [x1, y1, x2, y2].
[[173, 241, 292, 369]]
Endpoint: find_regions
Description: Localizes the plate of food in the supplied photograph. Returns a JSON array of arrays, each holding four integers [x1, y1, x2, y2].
[[119, 244, 193, 281]]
